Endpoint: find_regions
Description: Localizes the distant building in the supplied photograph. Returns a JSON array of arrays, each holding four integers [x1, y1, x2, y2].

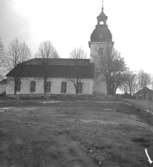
[[134, 87, 153, 101], [6, 58, 94, 96]]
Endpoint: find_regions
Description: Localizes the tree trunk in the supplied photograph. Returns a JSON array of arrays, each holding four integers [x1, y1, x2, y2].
[[43, 59, 48, 96], [44, 76, 47, 95], [74, 83, 78, 95], [74, 78, 79, 95], [129, 87, 132, 96], [106, 75, 110, 95], [14, 78, 17, 95]]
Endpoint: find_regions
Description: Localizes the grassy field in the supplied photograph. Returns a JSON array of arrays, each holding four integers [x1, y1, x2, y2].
[[0, 99, 153, 167]]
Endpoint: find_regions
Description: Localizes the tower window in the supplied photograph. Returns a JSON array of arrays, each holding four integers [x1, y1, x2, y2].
[[61, 82, 67, 93]]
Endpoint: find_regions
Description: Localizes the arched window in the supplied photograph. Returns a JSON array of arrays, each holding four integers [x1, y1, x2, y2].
[[45, 81, 51, 92], [15, 78, 21, 92], [61, 82, 67, 94], [30, 81, 36, 92], [77, 82, 83, 94]]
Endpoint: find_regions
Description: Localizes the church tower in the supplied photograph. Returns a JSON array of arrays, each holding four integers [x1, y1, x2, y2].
[[89, 1, 113, 95]]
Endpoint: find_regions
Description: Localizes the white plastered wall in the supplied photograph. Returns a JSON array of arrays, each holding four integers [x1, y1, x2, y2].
[[6, 77, 94, 95]]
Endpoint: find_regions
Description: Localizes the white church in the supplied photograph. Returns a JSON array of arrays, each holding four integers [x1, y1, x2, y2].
[[6, 5, 113, 97]]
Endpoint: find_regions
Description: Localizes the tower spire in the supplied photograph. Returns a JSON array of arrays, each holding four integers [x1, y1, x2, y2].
[[97, 0, 107, 25], [102, 0, 104, 10]]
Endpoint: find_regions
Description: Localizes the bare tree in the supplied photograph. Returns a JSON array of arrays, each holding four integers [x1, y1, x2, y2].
[[70, 48, 87, 95], [138, 71, 151, 89], [0, 38, 4, 58], [121, 71, 137, 95], [6, 39, 31, 95], [20, 42, 31, 61], [37, 41, 59, 59], [151, 76, 153, 89], [0, 38, 7, 75], [7, 39, 31, 70], [99, 47, 127, 95], [36, 41, 59, 95], [70, 48, 87, 59]]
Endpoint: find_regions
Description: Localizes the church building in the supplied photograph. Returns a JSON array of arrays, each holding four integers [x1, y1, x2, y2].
[[6, 59, 94, 96], [6, 3, 113, 97]]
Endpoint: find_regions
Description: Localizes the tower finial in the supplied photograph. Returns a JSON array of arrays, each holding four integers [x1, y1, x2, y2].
[[97, 0, 107, 25], [102, 0, 104, 10]]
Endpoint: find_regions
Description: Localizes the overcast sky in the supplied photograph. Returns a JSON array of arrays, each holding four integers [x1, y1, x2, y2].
[[0, 0, 153, 75]]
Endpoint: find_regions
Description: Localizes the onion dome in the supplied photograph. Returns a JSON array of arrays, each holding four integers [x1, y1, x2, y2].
[[90, 6, 112, 42], [90, 24, 112, 42]]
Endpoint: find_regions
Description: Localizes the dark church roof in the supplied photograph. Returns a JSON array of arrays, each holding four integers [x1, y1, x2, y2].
[[7, 58, 94, 79]]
